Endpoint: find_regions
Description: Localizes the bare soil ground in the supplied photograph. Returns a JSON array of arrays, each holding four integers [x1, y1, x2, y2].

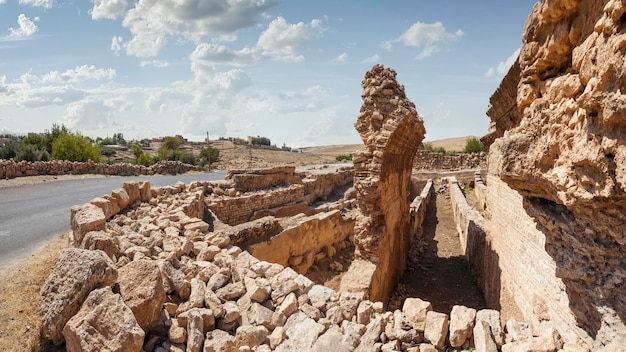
[[0, 234, 67, 352], [389, 180, 487, 314]]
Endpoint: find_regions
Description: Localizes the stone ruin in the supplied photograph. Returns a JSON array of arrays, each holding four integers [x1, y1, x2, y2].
[[482, 0, 626, 349], [35, 1, 626, 350], [342, 64, 426, 304]]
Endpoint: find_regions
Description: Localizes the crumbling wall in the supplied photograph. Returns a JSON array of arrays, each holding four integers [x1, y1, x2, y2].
[[247, 210, 355, 275], [206, 185, 306, 226], [347, 64, 426, 304], [226, 166, 302, 192], [486, 0, 626, 347], [413, 151, 486, 171], [0, 159, 198, 178]]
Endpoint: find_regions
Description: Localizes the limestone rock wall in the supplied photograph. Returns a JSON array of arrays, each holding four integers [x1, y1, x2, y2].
[[206, 166, 355, 226], [486, 0, 626, 347], [413, 151, 486, 171], [350, 64, 426, 304], [0, 159, 199, 178]]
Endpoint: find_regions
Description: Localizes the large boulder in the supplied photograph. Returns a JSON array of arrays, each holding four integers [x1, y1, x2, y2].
[[117, 259, 166, 331], [63, 286, 144, 352], [39, 248, 117, 345]]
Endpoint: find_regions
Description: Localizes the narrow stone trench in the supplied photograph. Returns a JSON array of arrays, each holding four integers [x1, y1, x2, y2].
[[389, 179, 486, 314]]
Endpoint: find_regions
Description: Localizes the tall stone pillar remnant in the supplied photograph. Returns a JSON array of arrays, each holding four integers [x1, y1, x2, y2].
[[348, 64, 426, 304]]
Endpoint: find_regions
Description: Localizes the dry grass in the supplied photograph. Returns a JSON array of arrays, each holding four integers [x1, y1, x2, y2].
[[0, 234, 67, 352]]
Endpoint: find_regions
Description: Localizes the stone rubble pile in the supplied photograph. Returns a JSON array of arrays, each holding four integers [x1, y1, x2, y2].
[[39, 178, 569, 352], [0, 159, 199, 179]]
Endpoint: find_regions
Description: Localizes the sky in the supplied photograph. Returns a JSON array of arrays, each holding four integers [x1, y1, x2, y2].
[[0, 0, 538, 147]]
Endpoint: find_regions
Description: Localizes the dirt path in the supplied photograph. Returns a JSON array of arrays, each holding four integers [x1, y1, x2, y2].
[[389, 180, 486, 314]]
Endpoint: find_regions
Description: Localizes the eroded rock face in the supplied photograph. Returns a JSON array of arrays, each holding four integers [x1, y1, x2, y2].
[[351, 64, 426, 303], [39, 248, 118, 345], [63, 286, 144, 352], [487, 0, 626, 347]]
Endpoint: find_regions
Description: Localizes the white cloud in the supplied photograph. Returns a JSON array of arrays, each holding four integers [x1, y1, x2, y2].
[[8, 14, 39, 38], [485, 48, 520, 78], [190, 42, 257, 68], [362, 54, 379, 64], [19, 0, 54, 8], [120, 0, 280, 57], [62, 96, 132, 130], [332, 52, 347, 62], [257, 17, 326, 62], [90, 0, 128, 20], [0, 0, 7, 4], [125, 31, 166, 57], [387, 21, 463, 60], [40, 65, 116, 83], [140, 60, 170, 68], [110, 36, 123, 55]]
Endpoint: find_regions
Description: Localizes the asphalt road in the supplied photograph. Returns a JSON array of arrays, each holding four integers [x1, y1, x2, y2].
[[0, 171, 227, 267]]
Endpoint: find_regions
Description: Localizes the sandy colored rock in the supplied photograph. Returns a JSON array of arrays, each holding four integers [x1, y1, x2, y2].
[[111, 187, 131, 210], [79, 230, 120, 260], [352, 64, 426, 303], [283, 311, 325, 351], [70, 203, 106, 245], [474, 320, 498, 352], [486, 0, 626, 346], [62, 287, 144, 352], [39, 248, 117, 345], [90, 196, 120, 220], [424, 311, 448, 349], [117, 259, 166, 331], [402, 297, 432, 332], [476, 309, 504, 347], [449, 305, 476, 347]]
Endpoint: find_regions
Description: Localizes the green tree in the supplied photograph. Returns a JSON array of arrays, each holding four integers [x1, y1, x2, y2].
[[0, 140, 19, 160], [132, 143, 144, 160], [159, 136, 181, 161], [44, 123, 70, 153], [199, 146, 220, 162], [51, 133, 102, 162], [15, 144, 49, 162], [463, 137, 484, 153]]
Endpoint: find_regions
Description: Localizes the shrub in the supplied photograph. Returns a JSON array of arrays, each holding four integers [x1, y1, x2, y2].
[[463, 137, 484, 153], [137, 153, 155, 166], [0, 140, 18, 159], [158, 136, 181, 161], [51, 133, 102, 162], [178, 153, 196, 165], [336, 154, 353, 162], [15, 143, 48, 162]]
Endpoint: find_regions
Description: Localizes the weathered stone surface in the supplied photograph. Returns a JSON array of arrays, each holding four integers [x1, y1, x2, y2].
[[355, 314, 385, 352], [486, 0, 626, 347], [71, 203, 106, 245], [235, 325, 269, 348], [39, 248, 117, 345], [449, 305, 476, 347], [474, 320, 498, 352], [90, 196, 120, 220], [203, 329, 236, 352], [111, 188, 131, 210], [311, 325, 352, 352], [79, 230, 120, 260], [351, 64, 426, 304], [63, 287, 144, 352], [117, 259, 166, 331], [283, 311, 325, 351], [187, 308, 204, 352], [505, 320, 533, 343], [476, 309, 504, 347], [402, 298, 432, 332], [424, 311, 448, 349]]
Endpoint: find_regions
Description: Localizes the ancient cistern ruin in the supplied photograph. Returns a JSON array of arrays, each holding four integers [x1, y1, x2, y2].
[[36, 1, 625, 351]]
